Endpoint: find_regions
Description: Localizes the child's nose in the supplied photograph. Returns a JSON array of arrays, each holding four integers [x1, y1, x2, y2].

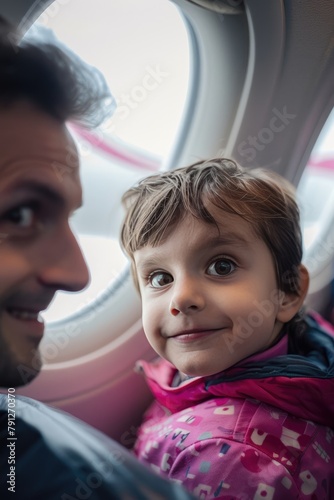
[[169, 278, 205, 316]]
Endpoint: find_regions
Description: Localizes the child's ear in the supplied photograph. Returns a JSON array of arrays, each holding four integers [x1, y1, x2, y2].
[[276, 264, 309, 323]]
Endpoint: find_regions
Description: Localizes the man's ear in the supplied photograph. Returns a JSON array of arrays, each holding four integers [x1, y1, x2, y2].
[[276, 264, 309, 323]]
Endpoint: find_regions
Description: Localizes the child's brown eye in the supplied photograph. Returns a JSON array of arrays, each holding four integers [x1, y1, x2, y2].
[[150, 272, 173, 288], [208, 259, 236, 276]]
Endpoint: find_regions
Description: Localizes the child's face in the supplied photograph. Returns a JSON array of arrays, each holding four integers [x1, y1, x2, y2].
[[134, 207, 287, 377]]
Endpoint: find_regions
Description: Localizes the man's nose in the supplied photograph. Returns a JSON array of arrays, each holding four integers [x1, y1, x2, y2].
[[169, 277, 205, 316], [37, 224, 89, 292]]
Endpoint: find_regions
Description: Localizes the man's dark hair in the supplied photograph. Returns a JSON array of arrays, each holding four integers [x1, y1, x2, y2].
[[0, 16, 113, 127]]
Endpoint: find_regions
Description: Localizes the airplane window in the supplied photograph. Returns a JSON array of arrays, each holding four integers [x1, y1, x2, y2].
[[25, 0, 190, 323], [297, 108, 334, 280]]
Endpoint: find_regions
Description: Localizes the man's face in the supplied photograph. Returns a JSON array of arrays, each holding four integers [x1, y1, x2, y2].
[[0, 102, 89, 387], [134, 209, 289, 378]]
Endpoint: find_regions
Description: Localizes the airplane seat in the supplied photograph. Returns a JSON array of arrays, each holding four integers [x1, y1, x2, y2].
[[328, 277, 334, 325]]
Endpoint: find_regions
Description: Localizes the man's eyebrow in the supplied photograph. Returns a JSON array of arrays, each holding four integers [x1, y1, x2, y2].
[[7, 181, 82, 209]]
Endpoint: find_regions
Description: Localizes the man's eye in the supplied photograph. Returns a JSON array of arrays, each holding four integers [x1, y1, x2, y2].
[[7, 206, 36, 228], [149, 272, 173, 288], [207, 258, 236, 276]]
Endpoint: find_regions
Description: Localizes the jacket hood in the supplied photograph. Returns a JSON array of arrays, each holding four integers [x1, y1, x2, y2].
[[139, 314, 334, 427]]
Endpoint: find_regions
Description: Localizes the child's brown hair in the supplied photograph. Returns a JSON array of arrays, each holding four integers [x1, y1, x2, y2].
[[121, 158, 303, 298]]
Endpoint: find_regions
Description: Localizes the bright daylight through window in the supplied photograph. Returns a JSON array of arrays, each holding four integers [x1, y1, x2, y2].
[[297, 108, 334, 274], [25, 0, 190, 323]]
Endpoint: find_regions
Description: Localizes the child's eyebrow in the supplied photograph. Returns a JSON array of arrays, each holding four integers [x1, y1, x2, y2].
[[208, 233, 250, 247], [135, 258, 162, 273], [135, 232, 251, 272]]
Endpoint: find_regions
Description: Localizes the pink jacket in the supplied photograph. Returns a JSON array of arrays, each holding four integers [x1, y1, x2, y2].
[[134, 314, 334, 499]]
